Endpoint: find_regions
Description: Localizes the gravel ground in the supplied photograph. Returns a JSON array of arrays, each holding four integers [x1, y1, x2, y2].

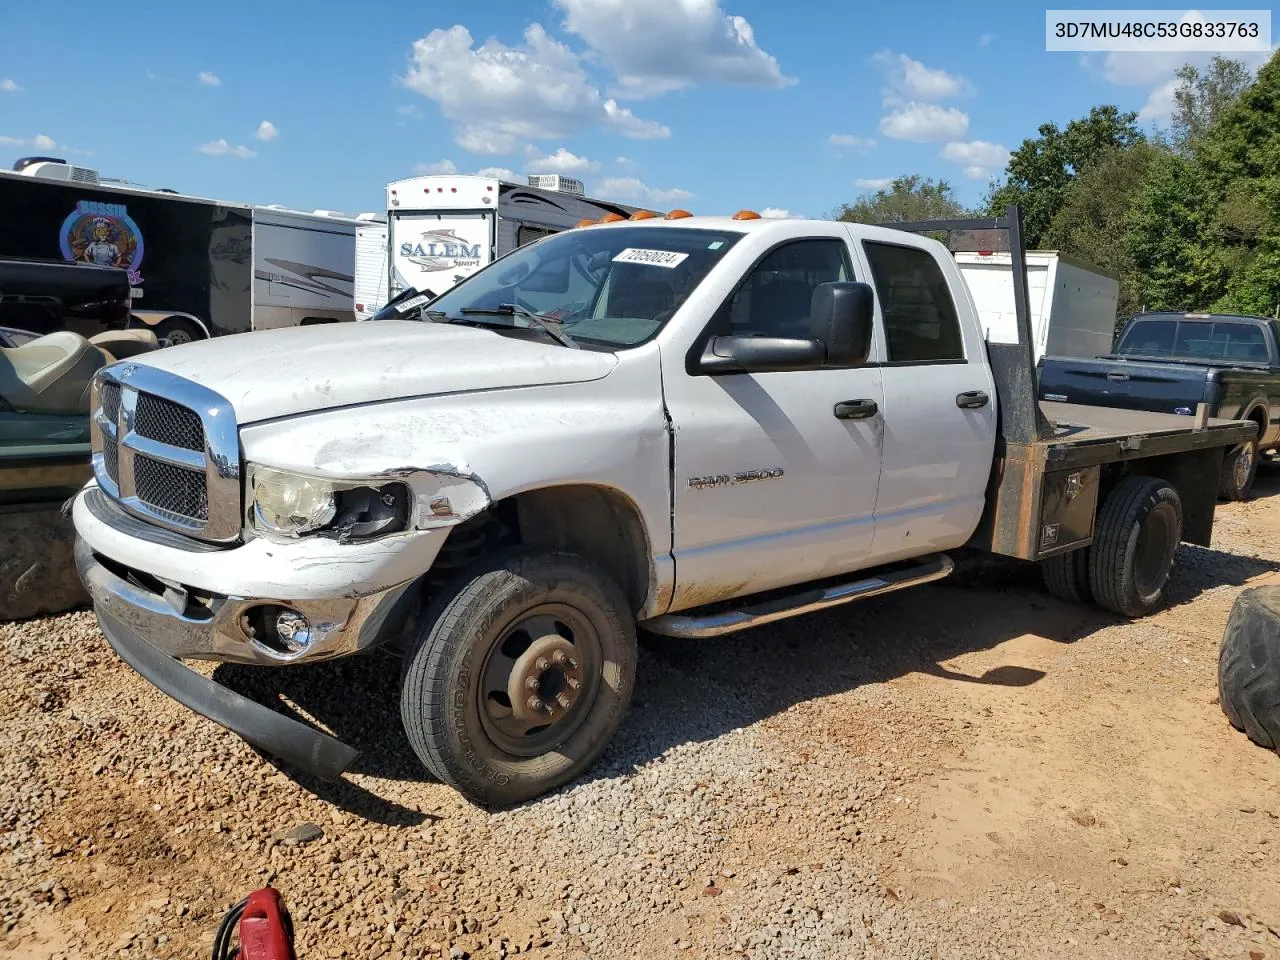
[[3, 477, 1280, 960]]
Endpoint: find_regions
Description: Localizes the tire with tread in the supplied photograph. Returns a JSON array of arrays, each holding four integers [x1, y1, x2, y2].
[[400, 549, 636, 807], [1218, 586, 1280, 753], [155, 316, 204, 346], [1089, 476, 1182, 618], [1041, 546, 1092, 605], [1219, 437, 1259, 501]]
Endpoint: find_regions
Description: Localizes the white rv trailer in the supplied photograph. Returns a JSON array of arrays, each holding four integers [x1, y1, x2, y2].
[[370, 174, 642, 310], [251, 206, 366, 330], [353, 213, 389, 321], [955, 250, 1120, 363]]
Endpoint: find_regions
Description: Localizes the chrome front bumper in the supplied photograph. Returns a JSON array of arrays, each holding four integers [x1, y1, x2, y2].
[[74, 536, 415, 666]]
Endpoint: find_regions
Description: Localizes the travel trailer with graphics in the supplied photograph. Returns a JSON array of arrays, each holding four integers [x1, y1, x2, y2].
[[363, 174, 641, 313], [0, 158, 368, 343]]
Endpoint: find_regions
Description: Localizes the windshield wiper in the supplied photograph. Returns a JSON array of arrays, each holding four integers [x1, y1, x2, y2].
[[459, 304, 579, 349]]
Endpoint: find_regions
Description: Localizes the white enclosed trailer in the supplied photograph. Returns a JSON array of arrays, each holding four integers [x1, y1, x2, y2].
[[956, 250, 1119, 362], [376, 174, 641, 305]]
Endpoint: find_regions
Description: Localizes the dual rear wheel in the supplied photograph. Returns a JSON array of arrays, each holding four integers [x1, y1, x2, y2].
[[1041, 476, 1183, 618]]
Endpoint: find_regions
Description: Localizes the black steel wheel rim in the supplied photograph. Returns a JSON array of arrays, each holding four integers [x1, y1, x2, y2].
[[476, 602, 603, 758]]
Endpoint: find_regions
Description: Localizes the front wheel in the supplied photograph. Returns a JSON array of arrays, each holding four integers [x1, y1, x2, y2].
[[400, 550, 636, 807], [1219, 438, 1259, 501]]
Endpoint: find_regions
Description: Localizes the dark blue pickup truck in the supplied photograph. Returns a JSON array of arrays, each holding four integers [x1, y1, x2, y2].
[[1039, 311, 1280, 500]]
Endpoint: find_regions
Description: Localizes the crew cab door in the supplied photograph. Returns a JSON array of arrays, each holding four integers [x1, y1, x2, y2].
[[849, 234, 997, 560], [662, 232, 885, 609]]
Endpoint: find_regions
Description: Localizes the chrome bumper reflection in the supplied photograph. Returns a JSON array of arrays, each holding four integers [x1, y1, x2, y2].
[[74, 537, 413, 666]]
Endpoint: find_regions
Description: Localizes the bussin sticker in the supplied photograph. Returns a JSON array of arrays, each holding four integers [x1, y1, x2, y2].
[[612, 248, 689, 269]]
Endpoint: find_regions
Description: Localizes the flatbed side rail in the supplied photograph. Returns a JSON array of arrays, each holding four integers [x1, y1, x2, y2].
[[878, 204, 1053, 447]]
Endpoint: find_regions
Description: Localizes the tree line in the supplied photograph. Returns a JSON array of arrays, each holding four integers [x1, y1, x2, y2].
[[835, 51, 1280, 320]]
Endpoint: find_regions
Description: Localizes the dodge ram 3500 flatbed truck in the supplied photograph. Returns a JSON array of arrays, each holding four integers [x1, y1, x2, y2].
[[71, 206, 1256, 806]]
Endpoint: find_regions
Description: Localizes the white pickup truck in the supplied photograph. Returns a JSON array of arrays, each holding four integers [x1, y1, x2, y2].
[[71, 206, 1255, 806]]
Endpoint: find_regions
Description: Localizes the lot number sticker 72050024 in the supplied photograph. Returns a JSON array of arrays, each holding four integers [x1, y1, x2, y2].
[[612, 248, 689, 269]]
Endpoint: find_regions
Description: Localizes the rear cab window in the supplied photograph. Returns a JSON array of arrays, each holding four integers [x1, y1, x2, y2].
[[1117, 317, 1271, 362], [860, 241, 965, 363]]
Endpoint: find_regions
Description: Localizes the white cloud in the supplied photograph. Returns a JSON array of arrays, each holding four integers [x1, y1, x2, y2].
[[978, 33, 995, 48], [553, 0, 793, 99], [197, 139, 256, 159], [414, 159, 459, 175], [402, 24, 670, 157], [526, 147, 599, 175], [1138, 77, 1180, 123], [0, 133, 57, 150], [0, 79, 20, 93], [761, 208, 804, 219], [198, 71, 221, 87], [880, 103, 968, 142], [855, 177, 893, 190], [255, 121, 279, 142], [828, 134, 876, 151], [596, 176, 693, 207], [396, 104, 423, 118], [873, 50, 971, 104], [940, 139, 1010, 179], [476, 166, 520, 181]]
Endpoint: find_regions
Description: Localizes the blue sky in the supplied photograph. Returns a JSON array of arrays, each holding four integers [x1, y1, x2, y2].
[[0, 1, 1270, 218]]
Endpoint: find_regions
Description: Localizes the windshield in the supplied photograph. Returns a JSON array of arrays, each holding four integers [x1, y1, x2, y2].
[[1115, 317, 1271, 362], [421, 226, 744, 348]]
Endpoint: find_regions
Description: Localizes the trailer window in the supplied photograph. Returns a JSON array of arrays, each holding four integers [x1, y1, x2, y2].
[[862, 242, 964, 363], [517, 225, 557, 247]]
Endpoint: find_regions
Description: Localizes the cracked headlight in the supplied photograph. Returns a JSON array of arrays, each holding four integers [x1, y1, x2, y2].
[[246, 465, 409, 540]]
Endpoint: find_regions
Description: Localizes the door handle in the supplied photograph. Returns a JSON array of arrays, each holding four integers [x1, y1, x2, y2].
[[956, 390, 990, 409], [834, 399, 879, 420]]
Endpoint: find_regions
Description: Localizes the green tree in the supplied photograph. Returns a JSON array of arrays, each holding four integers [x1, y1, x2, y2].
[[833, 175, 966, 224], [1043, 142, 1163, 317], [987, 105, 1145, 246], [1126, 149, 1220, 311], [1171, 56, 1254, 153]]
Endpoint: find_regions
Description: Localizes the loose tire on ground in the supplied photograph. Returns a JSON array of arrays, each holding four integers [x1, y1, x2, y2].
[[1218, 586, 1280, 753], [155, 316, 204, 347], [1040, 546, 1092, 605], [1219, 438, 1259, 501], [1089, 476, 1183, 618], [400, 549, 637, 807]]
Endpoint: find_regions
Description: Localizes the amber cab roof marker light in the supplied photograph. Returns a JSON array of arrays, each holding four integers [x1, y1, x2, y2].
[[599, 212, 627, 223], [732, 209, 762, 220], [664, 209, 693, 219], [629, 210, 659, 220], [575, 218, 596, 228]]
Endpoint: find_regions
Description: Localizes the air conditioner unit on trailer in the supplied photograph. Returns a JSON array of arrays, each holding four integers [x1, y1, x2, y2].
[[527, 174, 585, 197]]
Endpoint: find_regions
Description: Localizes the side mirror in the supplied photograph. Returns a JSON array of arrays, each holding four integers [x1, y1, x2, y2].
[[698, 335, 826, 374], [809, 281, 874, 367]]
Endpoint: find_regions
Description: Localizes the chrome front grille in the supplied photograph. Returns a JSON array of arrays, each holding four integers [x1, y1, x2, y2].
[[90, 364, 241, 543], [134, 457, 209, 521], [135, 393, 205, 451]]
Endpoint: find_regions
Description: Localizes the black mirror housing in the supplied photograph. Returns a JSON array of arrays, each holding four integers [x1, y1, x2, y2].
[[699, 336, 826, 374], [809, 281, 874, 366]]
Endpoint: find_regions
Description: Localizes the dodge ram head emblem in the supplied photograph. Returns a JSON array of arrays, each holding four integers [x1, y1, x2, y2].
[[117, 364, 136, 379]]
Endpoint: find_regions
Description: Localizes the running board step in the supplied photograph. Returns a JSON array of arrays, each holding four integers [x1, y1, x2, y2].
[[642, 554, 954, 639]]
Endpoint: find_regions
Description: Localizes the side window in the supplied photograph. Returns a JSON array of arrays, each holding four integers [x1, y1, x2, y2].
[[517, 225, 557, 247], [862, 241, 964, 363], [718, 239, 851, 340]]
